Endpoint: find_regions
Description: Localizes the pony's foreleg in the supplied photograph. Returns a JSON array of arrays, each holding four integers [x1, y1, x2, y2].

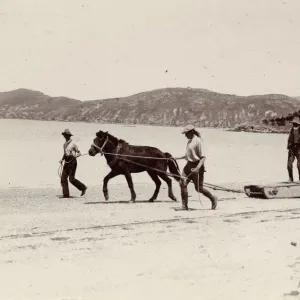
[[103, 170, 119, 201], [123, 169, 137, 202]]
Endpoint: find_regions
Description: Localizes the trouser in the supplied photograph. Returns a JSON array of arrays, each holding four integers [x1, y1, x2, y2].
[[61, 158, 86, 196], [180, 161, 217, 209], [287, 145, 300, 181]]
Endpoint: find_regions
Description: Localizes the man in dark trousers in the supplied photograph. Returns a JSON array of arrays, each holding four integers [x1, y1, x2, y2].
[[287, 117, 300, 182], [59, 129, 87, 198]]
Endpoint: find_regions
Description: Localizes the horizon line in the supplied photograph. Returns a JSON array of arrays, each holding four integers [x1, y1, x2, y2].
[[0, 86, 298, 101]]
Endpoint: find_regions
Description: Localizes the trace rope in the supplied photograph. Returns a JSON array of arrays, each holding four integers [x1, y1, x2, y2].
[[103, 154, 243, 194]]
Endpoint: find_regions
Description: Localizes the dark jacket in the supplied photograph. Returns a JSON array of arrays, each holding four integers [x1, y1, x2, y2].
[[287, 127, 300, 149]]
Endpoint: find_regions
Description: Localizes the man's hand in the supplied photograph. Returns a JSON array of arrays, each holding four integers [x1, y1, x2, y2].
[[59, 160, 63, 164], [191, 167, 200, 174], [76, 152, 81, 158], [189, 158, 205, 177]]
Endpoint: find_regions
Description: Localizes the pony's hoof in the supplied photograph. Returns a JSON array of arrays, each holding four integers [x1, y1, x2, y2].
[[104, 195, 109, 201], [148, 199, 155, 202], [129, 199, 136, 203], [170, 196, 177, 202]]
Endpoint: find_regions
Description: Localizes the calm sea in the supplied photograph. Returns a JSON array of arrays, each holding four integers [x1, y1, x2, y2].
[[0, 119, 289, 189]]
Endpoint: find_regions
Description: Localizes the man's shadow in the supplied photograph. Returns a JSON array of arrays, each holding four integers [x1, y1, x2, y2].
[[84, 200, 168, 205]]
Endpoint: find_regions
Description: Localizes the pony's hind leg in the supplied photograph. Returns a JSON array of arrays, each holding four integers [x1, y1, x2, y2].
[[103, 170, 120, 201], [146, 171, 162, 202], [157, 172, 177, 201]]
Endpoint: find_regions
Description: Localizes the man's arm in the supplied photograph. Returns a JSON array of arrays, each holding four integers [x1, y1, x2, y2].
[[60, 145, 66, 163], [191, 138, 206, 173], [73, 143, 81, 157], [192, 157, 206, 173], [287, 129, 293, 149]]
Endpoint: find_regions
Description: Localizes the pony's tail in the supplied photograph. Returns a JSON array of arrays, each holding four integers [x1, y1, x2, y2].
[[165, 152, 181, 182]]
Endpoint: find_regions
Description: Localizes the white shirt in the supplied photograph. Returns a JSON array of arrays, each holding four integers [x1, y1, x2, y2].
[[63, 139, 80, 157], [185, 135, 205, 162]]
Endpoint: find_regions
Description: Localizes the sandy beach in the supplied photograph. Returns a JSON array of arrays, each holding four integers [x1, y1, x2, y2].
[[1, 119, 300, 299], [1, 182, 300, 300], [2, 0, 300, 297]]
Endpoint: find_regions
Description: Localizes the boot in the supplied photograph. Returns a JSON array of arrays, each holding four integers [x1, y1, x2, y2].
[[288, 169, 294, 182], [180, 182, 189, 210]]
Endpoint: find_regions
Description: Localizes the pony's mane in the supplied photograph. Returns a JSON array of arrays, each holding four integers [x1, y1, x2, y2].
[[107, 132, 129, 146], [119, 139, 129, 146]]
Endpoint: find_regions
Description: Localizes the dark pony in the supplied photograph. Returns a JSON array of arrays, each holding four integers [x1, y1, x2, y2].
[[88, 130, 181, 203]]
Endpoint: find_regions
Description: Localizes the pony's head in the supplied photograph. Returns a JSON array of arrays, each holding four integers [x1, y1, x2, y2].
[[88, 130, 109, 156]]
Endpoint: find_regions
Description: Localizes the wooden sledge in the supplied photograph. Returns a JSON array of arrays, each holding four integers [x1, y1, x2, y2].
[[244, 181, 300, 199]]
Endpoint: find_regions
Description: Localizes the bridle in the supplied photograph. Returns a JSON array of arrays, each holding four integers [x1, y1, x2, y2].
[[92, 135, 109, 156]]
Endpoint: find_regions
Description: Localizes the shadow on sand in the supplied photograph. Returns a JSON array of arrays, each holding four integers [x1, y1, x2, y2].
[[172, 207, 204, 211], [56, 195, 80, 199], [84, 200, 169, 205]]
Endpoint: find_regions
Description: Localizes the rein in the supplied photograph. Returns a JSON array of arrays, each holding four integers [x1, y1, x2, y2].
[[91, 137, 243, 194], [92, 145, 173, 160]]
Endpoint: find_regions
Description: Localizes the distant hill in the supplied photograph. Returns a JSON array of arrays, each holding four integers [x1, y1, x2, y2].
[[0, 87, 300, 128]]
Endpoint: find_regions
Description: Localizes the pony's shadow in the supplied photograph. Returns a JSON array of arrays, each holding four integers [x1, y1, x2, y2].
[[172, 207, 202, 211], [85, 200, 168, 205], [56, 195, 79, 199]]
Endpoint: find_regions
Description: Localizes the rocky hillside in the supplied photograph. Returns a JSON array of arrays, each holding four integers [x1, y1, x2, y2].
[[0, 88, 300, 128]]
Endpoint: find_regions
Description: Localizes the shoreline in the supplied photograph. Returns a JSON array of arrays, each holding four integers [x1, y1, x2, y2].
[[227, 123, 290, 134], [0, 117, 292, 134], [0, 117, 231, 131]]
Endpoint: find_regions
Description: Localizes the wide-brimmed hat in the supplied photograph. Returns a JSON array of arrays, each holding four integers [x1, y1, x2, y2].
[[290, 117, 300, 125], [61, 129, 73, 136], [182, 124, 195, 134]]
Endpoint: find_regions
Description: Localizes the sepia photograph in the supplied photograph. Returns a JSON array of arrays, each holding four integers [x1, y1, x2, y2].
[[1, 0, 300, 299]]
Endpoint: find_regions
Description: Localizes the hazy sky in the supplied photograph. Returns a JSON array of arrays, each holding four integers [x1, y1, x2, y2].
[[1, 0, 300, 100]]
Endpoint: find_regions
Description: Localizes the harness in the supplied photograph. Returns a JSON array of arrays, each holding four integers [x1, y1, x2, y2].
[[92, 136, 109, 155], [92, 136, 124, 167]]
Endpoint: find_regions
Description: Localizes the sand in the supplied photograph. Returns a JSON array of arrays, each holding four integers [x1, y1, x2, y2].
[[1, 182, 300, 300], [1, 119, 300, 299]]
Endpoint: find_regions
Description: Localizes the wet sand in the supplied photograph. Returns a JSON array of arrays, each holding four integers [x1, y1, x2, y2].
[[1, 183, 300, 300]]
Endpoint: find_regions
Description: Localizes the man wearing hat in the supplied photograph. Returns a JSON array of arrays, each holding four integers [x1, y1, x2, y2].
[[60, 129, 87, 198], [287, 116, 300, 182], [174, 125, 217, 210]]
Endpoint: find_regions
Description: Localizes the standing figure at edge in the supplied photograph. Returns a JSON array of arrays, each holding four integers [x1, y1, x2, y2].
[[287, 117, 300, 182]]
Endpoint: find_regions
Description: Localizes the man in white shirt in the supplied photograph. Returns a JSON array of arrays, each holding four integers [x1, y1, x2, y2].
[[175, 125, 217, 210], [60, 129, 87, 198]]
